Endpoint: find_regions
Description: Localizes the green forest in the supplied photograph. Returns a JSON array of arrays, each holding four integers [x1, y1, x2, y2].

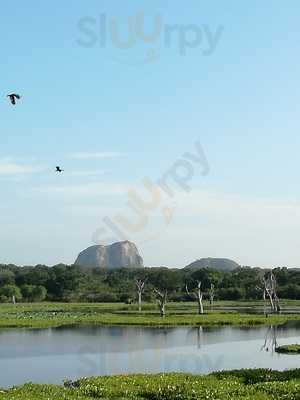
[[0, 264, 300, 303]]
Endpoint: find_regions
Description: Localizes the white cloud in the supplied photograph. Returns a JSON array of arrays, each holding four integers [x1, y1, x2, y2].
[[67, 170, 108, 177], [67, 152, 126, 160], [173, 190, 300, 228], [138, 190, 300, 268], [0, 158, 45, 175], [33, 182, 128, 196]]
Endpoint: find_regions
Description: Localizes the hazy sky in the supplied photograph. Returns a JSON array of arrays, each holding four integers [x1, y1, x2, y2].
[[1, 1, 300, 268]]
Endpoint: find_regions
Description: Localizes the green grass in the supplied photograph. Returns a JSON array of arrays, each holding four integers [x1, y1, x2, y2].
[[276, 344, 300, 354], [0, 302, 300, 329], [2, 370, 300, 399]]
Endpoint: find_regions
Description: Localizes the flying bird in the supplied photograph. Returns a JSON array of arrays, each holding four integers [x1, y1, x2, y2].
[[7, 93, 21, 105], [56, 166, 64, 173]]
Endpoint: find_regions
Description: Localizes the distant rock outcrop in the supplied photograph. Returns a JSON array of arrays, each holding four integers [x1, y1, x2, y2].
[[184, 257, 240, 272], [74, 241, 144, 269]]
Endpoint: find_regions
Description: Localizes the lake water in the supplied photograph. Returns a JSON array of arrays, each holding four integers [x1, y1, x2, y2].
[[1, 322, 300, 388]]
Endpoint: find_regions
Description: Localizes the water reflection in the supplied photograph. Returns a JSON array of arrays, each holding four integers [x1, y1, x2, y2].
[[261, 326, 279, 355], [0, 323, 299, 388]]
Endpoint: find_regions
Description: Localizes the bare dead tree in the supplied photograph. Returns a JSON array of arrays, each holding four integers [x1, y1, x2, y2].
[[263, 272, 280, 313], [257, 271, 280, 314], [208, 283, 215, 309], [262, 286, 267, 315], [186, 280, 204, 314], [153, 288, 168, 317], [136, 279, 146, 312]]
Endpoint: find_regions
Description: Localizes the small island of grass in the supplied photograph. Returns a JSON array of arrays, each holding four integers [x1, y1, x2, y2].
[[276, 344, 300, 354]]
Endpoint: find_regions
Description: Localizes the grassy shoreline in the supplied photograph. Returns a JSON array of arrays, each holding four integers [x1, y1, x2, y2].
[[2, 369, 300, 399], [0, 302, 300, 329]]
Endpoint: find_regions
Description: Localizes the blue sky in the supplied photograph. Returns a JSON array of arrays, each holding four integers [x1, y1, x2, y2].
[[1, 1, 300, 268]]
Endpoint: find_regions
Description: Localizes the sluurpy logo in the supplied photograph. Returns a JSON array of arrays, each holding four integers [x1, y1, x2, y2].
[[76, 11, 224, 65]]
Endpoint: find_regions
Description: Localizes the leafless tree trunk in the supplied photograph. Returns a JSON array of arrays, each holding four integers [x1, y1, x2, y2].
[[136, 279, 146, 312], [186, 281, 204, 314], [257, 272, 280, 314], [263, 272, 280, 313], [263, 288, 267, 315], [153, 288, 168, 317], [208, 284, 215, 308]]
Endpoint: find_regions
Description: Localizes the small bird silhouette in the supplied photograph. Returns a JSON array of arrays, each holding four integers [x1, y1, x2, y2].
[[7, 93, 21, 105], [56, 166, 64, 173]]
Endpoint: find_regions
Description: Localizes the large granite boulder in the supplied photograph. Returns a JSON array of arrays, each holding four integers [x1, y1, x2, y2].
[[184, 257, 240, 272], [74, 241, 144, 269]]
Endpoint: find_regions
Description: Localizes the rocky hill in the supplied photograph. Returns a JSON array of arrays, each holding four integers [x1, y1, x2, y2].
[[184, 257, 240, 272], [74, 241, 144, 269]]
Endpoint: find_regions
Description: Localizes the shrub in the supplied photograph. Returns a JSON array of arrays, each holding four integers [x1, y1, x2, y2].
[[0, 285, 22, 302]]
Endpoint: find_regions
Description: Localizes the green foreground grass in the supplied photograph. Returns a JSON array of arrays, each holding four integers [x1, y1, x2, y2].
[[2, 369, 300, 399], [0, 301, 300, 329], [276, 344, 300, 354]]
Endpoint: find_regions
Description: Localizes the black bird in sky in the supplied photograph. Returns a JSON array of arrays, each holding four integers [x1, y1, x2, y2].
[[7, 93, 21, 105], [56, 166, 64, 173]]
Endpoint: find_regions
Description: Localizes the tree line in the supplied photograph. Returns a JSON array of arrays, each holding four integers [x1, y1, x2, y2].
[[0, 263, 300, 304]]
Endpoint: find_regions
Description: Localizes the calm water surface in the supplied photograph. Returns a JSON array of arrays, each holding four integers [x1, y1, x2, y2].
[[0, 322, 300, 388]]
